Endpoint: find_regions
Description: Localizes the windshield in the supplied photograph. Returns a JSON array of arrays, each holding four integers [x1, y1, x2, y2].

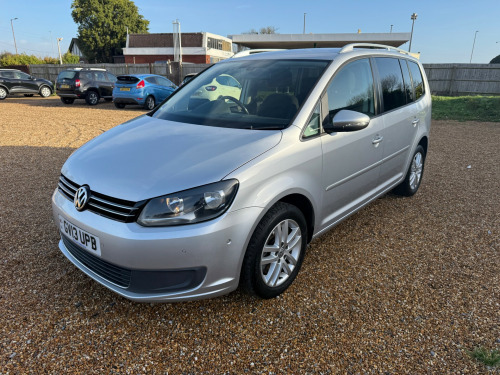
[[153, 59, 329, 130]]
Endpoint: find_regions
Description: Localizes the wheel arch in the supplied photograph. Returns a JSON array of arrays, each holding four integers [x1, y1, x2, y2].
[[278, 194, 315, 243], [0, 84, 9, 94], [418, 136, 428, 155]]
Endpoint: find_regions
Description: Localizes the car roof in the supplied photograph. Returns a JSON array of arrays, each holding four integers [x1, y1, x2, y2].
[[117, 74, 164, 79]]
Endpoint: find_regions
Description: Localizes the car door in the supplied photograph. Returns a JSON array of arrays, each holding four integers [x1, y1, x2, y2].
[[94, 71, 111, 98], [16, 71, 39, 93], [319, 58, 385, 230], [373, 57, 419, 186], [155, 76, 176, 102]]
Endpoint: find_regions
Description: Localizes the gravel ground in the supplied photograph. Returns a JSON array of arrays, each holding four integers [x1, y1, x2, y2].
[[0, 96, 499, 374]]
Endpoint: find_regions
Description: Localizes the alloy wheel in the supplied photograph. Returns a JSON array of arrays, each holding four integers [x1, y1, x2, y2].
[[409, 152, 423, 190], [260, 219, 302, 287]]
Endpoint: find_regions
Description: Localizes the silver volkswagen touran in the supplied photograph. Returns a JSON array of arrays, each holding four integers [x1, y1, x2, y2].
[[52, 45, 431, 302]]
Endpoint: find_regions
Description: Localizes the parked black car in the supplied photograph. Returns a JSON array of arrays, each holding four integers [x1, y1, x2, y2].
[[56, 68, 117, 105], [0, 69, 54, 100]]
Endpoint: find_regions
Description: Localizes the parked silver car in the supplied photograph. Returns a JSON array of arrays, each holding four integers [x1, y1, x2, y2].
[[52, 44, 431, 302]]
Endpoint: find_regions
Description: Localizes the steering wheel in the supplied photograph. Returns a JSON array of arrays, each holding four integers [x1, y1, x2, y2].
[[219, 96, 249, 114]]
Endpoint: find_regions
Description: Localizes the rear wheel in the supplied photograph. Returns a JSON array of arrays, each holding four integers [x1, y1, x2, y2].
[[0, 87, 8, 100], [85, 90, 100, 105], [114, 102, 126, 109], [39, 85, 52, 97], [144, 95, 155, 110], [60, 97, 75, 104], [241, 202, 307, 299], [393, 145, 426, 196]]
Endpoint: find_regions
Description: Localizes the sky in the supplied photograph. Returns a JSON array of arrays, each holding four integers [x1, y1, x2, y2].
[[0, 0, 499, 64]]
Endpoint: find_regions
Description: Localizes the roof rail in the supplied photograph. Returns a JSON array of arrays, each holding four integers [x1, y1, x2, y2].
[[340, 43, 413, 57]]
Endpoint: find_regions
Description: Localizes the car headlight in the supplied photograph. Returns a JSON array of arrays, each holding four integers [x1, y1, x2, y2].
[[137, 180, 239, 227]]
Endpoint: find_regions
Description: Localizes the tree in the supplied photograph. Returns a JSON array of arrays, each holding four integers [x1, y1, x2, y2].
[[62, 52, 80, 64], [71, 0, 149, 63], [490, 55, 500, 64], [243, 26, 279, 35]]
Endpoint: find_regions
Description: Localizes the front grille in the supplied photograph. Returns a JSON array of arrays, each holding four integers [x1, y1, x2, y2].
[[62, 235, 131, 288], [58, 175, 144, 222]]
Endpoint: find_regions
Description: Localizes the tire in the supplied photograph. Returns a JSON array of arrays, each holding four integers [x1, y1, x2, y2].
[[24, 94, 34, 97], [0, 87, 7, 100], [144, 95, 155, 110], [60, 97, 75, 104], [114, 102, 126, 109], [39, 85, 52, 98], [392, 145, 426, 197], [240, 202, 307, 299], [85, 90, 100, 105]]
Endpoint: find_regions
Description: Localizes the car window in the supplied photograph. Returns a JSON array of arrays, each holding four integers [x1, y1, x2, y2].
[[0, 71, 14, 78], [145, 76, 158, 84], [325, 58, 375, 119], [80, 72, 93, 81], [107, 73, 117, 82], [216, 75, 241, 88], [94, 71, 107, 81], [400, 59, 414, 103], [153, 59, 329, 130], [157, 76, 175, 87], [374, 57, 407, 112], [58, 71, 76, 80], [17, 72, 31, 80], [303, 102, 321, 139], [408, 61, 425, 100]]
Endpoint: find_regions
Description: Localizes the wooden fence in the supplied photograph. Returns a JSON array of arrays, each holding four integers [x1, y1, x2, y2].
[[28, 62, 212, 86], [422, 64, 500, 96], [19, 62, 500, 96]]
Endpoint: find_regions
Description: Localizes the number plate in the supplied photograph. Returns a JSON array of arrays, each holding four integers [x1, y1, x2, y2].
[[60, 84, 70, 89], [120, 88, 131, 91], [59, 215, 101, 256]]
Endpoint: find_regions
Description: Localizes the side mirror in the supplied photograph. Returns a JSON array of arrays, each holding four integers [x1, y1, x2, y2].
[[323, 109, 371, 134]]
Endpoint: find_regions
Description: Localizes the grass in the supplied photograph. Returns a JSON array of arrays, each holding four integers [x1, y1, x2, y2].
[[468, 346, 500, 368], [432, 95, 500, 122]]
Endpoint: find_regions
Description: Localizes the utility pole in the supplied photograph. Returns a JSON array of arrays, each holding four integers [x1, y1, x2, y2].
[[409, 13, 418, 52], [57, 37, 63, 64], [390, 25, 393, 33], [10, 18, 18, 54], [303, 13, 306, 34], [470, 30, 479, 63]]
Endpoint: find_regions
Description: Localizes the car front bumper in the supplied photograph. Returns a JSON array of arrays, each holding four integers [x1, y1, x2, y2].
[[52, 189, 261, 302]]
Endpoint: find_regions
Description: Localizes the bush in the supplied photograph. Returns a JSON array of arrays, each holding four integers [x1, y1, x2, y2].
[[490, 55, 500, 64], [0, 53, 44, 66]]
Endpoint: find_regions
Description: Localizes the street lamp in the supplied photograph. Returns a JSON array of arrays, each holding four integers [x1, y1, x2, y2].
[[390, 25, 393, 33], [470, 30, 479, 63], [10, 18, 18, 55], [409, 13, 418, 52], [57, 37, 63, 64], [303, 13, 306, 34]]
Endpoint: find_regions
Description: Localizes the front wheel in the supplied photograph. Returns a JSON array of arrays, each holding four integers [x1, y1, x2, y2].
[[240, 202, 307, 299], [39, 86, 52, 97], [85, 90, 100, 105], [0, 87, 8, 100], [144, 95, 155, 110], [393, 145, 426, 196]]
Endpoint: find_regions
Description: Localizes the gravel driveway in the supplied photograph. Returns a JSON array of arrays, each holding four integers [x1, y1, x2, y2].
[[1, 96, 498, 374]]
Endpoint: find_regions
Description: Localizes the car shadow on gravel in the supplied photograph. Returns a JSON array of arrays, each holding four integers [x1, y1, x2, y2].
[[2, 96, 149, 112]]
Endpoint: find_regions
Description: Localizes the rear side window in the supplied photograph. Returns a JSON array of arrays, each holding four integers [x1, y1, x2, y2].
[[107, 73, 117, 82], [157, 76, 175, 87], [400, 60, 414, 103], [408, 61, 425, 100], [145, 76, 158, 84], [325, 58, 375, 118], [374, 57, 406, 112]]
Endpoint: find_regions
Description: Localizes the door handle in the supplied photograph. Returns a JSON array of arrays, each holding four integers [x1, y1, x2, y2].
[[412, 118, 420, 127], [372, 135, 384, 145]]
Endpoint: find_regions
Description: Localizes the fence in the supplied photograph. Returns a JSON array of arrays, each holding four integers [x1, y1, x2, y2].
[[27, 62, 213, 86], [422, 64, 500, 96]]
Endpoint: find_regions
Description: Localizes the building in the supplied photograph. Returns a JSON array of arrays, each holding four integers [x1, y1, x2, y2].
[[230, 32, 411, 50], [122, 32, 234, 64], [68, 38, 88, 63]]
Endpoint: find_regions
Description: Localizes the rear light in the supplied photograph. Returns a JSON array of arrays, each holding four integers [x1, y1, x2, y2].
[[136, 80, 145, 89], [75, 79, 81, 88], [205, 86, 217, 91]]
